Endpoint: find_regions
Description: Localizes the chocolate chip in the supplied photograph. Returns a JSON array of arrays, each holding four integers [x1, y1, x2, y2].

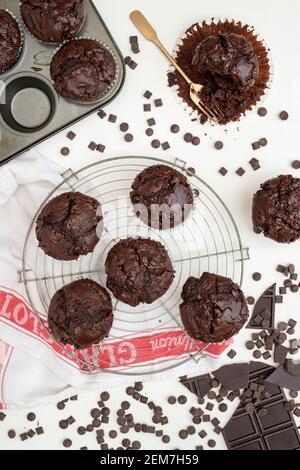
[[91, 409, 101, 419], [170, 124, 180, 133], [219, 167, 228, 176], [120, 425, 129, 434], [27, 412, 36, 422], [236, 167, 245, 176], [154, 99, 163, 107], [287, 327, 295, 335], [214, 141, 223, 150], [88, 141, 97, 151], [168, 396, 176, 404], [86, 424, 94, 432], [179, 429, 188, 439], [57, 401, 65, 410], [246, 340, 255, 350], [184, 132, 193, 143], [210, 378, 219, 388], [143, 103, 151, 112], [67, 131, 76, 140], [151, 139, 160, 148], [208, 439, 216, 448], [132, 440, 141, 449], [292, 160, 300, 169], [192, 136, 200, 146], [63, 439, 72, 448], [219, 403, 228, 412], [59, 420, 68, 429], [288, 319, 297, 327], [279, 111, 289, 120], [100, 391, 110, 401], [252, 272, 261, 281], [178, 395, 187, 404], [8, 429, 16, 439], [120, 122, 129, 132], [147, 118, 156, 127], [162, 141, 170, 151], [144, 90, 152, 99], [289, 390, 298, 399], [162, 435, 170, 443], [291, 284, 298, 293], [122, 438, 131, 448], [61, 147, 70, 156], [142, 127, 154, 139], [257, 107, 267, 117], [253, 350, 262, 359], [124, 133, 134, 142], [77, 426, 86, 435]]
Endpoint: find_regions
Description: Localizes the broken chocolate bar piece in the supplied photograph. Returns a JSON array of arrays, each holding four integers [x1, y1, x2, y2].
[[247, 283, 276, 329], [212, 364, 249, 390], [180, 373, 212, 399]]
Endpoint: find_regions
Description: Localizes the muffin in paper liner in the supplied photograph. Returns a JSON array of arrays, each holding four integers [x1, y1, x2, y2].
[[50, 37, 119, 104], [0, 9, 24, 74], [167, 18, 272, 125], [18, 0, 87, 46]]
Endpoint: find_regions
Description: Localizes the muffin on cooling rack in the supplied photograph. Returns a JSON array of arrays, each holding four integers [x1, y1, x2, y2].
[[105, 237, 175, 307], [130, 164, 194, 230], [252, 175, 300, 244], [36, 191, 102, 261], [168, 19, 270, 124], [20, 0, 85, 43], [0, 9, 23, 73], [180, 272, 248, 343], [48, 279, 113, 349], [50, 38, 117, 102]]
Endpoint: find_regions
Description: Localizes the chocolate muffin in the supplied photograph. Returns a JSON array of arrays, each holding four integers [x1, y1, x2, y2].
[[105, 238, 175, 307], [50, 39, 116, 102], [20, 0, 85, 43], [48, 279, 113, 349], [130, 165, 194, 230], [180, 273, 248, 343], [0, 9, 22, 73], [36, 191, 102, 261], [191, 33, 259, 123], [252, 175, 300, 243]]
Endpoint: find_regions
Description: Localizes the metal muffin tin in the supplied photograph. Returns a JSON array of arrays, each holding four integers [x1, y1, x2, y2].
[[0, 0, 125, 165]]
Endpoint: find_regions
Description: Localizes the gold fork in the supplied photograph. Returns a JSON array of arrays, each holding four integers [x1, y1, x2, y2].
[[129, 10, 222, 123]]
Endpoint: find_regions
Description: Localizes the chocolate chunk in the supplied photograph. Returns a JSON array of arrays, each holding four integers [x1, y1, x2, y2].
[[20, 433, 28, 441], [257, 107, 267, 117], [143, 103, 151, 112], [170, 124, 180, 133], [214, 141, 223, 150], [154, 99, 163, 107], [128, 59, 138, 69], [279, 287, 286, 295], [143, 90, 152, 99], [247, 283, 276, 329], [286, 360, 300, 376], [162, 141, 170, 151], [147, 118, 156, 127], [198, 430, 207, 438], [96, 143, 105, 153], [275, 295, 283, 303], [27, 429, 35, 438], [97, 110, 106, 119], [36, 427, 44, 435], [249, 158, 260, 171], [120, 122, 129, 132], [213, 364, 249, 390], [252, 141, 260, 150], [279, 111, 289, 120], [88, 141, 97, 151], [219, 167, 228, 176], [227, 349, 237, 359], [67, 131, 76, 140], [236, 167, 245, 176]]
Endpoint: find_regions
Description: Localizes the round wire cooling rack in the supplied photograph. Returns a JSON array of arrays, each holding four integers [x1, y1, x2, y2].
[[21, 155, 249, 376]]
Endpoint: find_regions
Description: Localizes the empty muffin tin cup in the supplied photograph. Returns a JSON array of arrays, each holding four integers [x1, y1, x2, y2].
[[0, 72, 57, 133]]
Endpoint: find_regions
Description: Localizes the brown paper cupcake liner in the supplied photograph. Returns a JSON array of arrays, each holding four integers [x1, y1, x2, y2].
[[168, 18, 272, 125], [0, 9, 24, 74], [50, 37, 119, 105], [18, 0, 87, 46]]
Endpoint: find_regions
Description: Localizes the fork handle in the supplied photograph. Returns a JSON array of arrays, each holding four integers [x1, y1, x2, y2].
[[129, 10, 192, 86]]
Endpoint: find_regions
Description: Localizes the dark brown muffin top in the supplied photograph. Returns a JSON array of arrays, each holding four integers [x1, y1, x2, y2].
[[180, 272, 248, 343], [48, 279, 113, 349], [130, 164, 194, 230], [105, 237, 175, 307], [252, 175, 300, 244], [20, 0, 85, 43], [36, 191, 102, 261], [192, 33, 259, 89], [0, 9, 22, 72], [50, 39, 116, 102]]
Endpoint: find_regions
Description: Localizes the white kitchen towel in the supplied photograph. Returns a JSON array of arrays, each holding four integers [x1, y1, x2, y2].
[[0, 150, 229, 409]]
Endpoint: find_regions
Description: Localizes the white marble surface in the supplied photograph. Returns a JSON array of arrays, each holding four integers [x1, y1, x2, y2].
[[1, 0, 300, 450]]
